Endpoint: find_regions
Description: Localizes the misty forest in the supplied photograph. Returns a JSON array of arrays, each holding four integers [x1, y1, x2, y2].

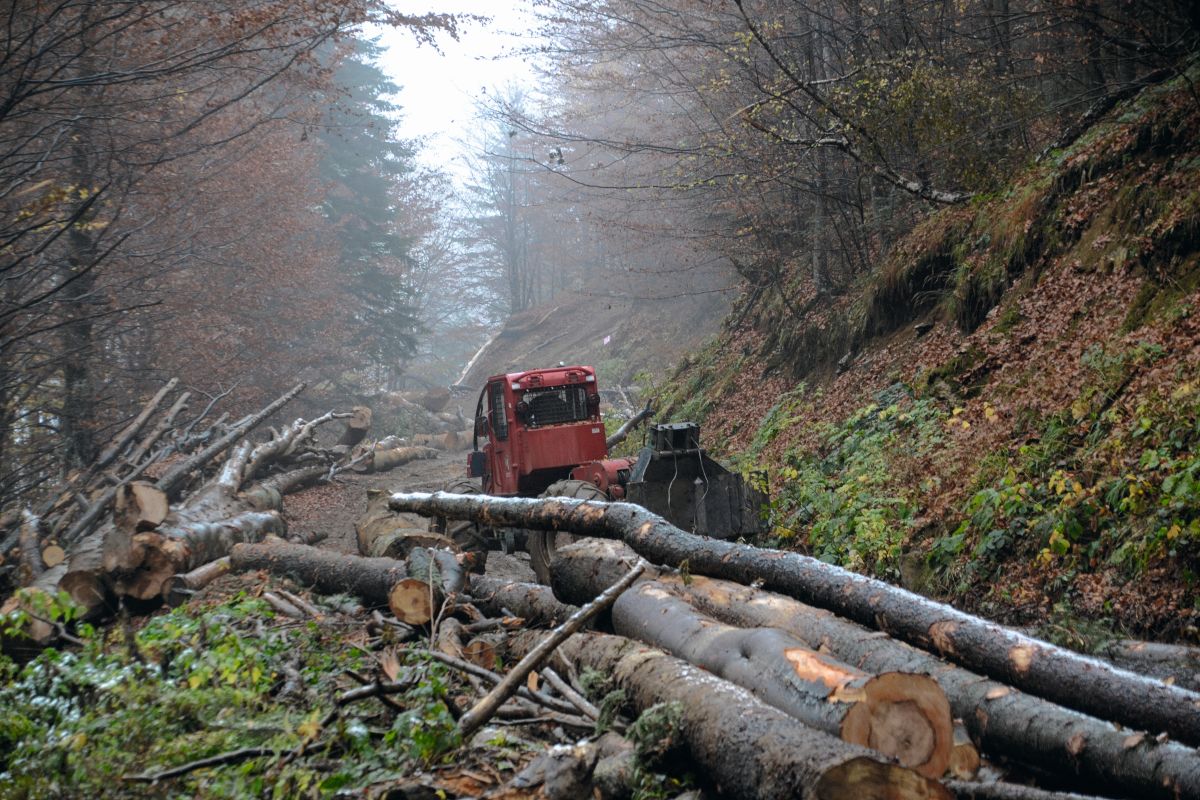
[[2, 1, 1200, 798]]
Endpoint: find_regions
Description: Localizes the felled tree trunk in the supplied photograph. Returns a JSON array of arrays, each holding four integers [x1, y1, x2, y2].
[[112, 511, 284, 600], [467, 574, 580, 626], [386, 492, 1200, 747], [0, 563, 69, 653], [1098, 639, 1200, 692], [113, 482, 168, 533], [531, 632, 951, 800], [336, 406, 372, 447], [357, 446, 438, 474], [613, 581, 953, 779], [162, 557, 231, 607], [389, 546, 466, 624], [229, 540, 466, 624], [653, 572, 1200, 800], [356, 489, 456, 559]]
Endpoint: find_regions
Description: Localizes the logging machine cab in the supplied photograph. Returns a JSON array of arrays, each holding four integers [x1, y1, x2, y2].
[[468, 365, 612, 497]]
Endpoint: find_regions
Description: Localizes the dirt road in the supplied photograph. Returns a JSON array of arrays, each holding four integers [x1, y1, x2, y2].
[[282, 449, 537, 582]]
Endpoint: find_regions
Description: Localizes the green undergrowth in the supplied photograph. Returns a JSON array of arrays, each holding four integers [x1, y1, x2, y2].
[[0, 595, 459, 799], [747, 390, 949, 580], [931, 369, 1200, 596], [659, 65, 1200, 639]]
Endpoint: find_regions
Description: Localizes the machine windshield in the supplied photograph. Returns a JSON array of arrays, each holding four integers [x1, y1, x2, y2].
[[523, 385, 590, 428]]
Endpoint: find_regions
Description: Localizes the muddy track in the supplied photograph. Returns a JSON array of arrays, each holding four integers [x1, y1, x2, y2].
[[282, 450, 536, 582]]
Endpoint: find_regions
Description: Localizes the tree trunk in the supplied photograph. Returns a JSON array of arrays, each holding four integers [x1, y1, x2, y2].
[[467, 574, 580, 626], [113, 482, 168, 533], [535, 632, 951, 800], [114, 510, 284, 600], [613, 581, 953, 779], [162, 556, 232, 607], [356, 488, 456, 558], [362, 445, 438, 473], [336, 406, 372, 447], [1097, 639, 1200, 692], [231, 540, 410, 606], [653, 572, 1200, 800], [229, 540, 465, 624], [385, 492, 1200, 747]]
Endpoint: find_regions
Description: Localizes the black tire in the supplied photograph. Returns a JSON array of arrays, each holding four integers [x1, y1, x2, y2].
[[527, 479, 607, 585], [432, 477, 488, 572]]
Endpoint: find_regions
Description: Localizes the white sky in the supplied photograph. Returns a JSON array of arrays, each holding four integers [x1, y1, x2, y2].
[[371, 2, 540, 179]]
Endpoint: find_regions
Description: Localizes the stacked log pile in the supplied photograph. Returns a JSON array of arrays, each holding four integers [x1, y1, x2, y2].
[[386, 490, 1200, 800], [0, 381, 381, 642]]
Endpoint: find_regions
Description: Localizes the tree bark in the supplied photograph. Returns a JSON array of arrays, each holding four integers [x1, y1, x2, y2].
[[161, 556, 232, 607], [612, 581, 953, 778], [386, 492, 1200, 747], [114, 510, 284, 600], [336, 406, 372, 447], [356, 488, 456, 558], [534, 632, 951, 800], [229, 540, 466, 624], [653, 572, 1200, 800], [467, 574, 580, 626], [1097, 639, 1200, 692], [231, 540, 410, 606], [361, 445, 438, 473]]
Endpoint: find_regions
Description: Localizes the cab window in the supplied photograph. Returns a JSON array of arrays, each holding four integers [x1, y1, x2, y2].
[[489, 382, 508, 440]]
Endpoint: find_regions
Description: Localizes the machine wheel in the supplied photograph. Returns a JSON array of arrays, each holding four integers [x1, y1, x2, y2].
[[431, 477, 488, 572], [528, 479, 607, 585]]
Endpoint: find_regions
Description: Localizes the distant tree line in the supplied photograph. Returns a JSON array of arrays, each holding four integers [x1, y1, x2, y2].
[[457, 0, 1198, 322], [0, 2, 462, 508]]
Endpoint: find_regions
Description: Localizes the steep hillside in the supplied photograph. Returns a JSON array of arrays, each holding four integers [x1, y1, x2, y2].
[[456, 289, 726, 389], [659, 69, 1200, 645]]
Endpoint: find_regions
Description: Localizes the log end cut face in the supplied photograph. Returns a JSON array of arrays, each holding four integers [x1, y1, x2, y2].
[[815, 756, 953, 800], [838, 672, 953, 780], [389, 577, 434, 625]]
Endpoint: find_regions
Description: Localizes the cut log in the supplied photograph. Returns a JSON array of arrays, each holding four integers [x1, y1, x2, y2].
[[612, 581, 953, 778], [114, 510, 285, 600], [389, 578, 437, 624], [17, 510, 43, 583], [337, 406, 372, 447], [161, 557, 232, 607], [386, 492, 1200, 747], [59, 531, 115, 620], [522, 632, 951, 800], [457, 561, 647, 738], [231, 540, 411, 607], [1097, 639, 1200, 692], [467, 574, 580, 626], [464, 638, 497, 670], [229, 540, 465, 623], [387, 546, 467, 624], [357, 445, 438, 474], [653, 572, 1200, 800], [113, 482, 168, 533], [241, 463, 329, 510], [40, 544, 65, 569], [356, 488, 456, 559]]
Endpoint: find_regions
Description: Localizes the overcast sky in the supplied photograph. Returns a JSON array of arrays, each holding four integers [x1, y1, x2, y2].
[[372, 2, 539, 178]]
